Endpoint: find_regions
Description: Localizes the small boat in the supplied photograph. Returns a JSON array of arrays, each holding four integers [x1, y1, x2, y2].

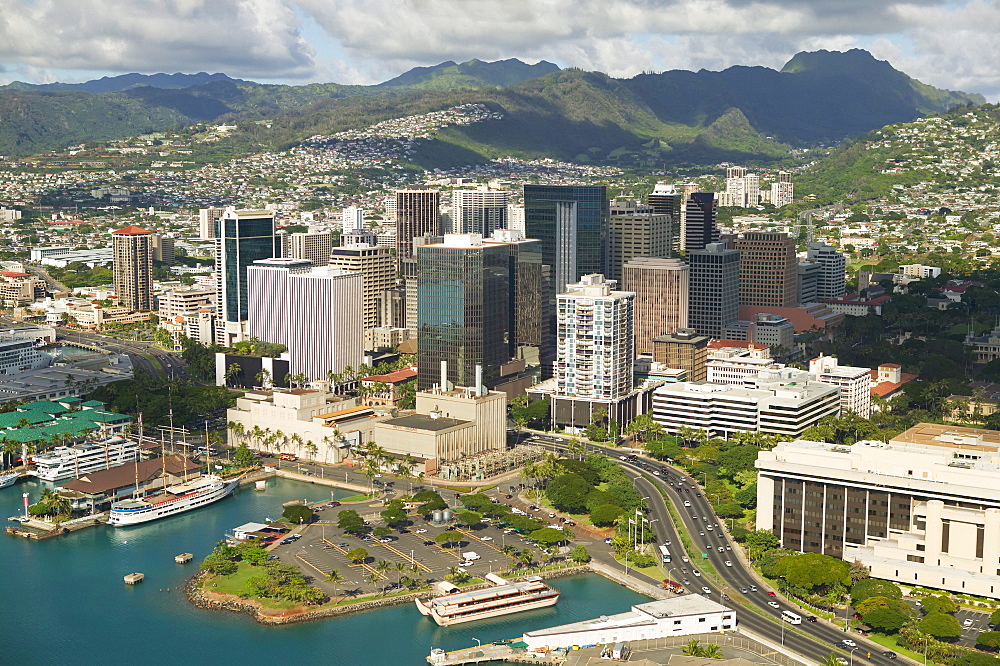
[[0, 473, 20, 489]]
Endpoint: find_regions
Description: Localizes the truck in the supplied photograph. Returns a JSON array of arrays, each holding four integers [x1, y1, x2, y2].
[[462, 551, 481, 561], [661, 579, 684, 594]]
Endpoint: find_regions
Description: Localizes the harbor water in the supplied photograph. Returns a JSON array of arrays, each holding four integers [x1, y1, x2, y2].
[[1, 477, 650, 666]]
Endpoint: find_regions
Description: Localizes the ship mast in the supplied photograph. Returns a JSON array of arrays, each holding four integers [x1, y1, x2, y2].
[[132, 413, 143, 500]]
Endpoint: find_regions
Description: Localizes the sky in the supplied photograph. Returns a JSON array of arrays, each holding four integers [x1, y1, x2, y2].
[[1, 0, 998, 100]]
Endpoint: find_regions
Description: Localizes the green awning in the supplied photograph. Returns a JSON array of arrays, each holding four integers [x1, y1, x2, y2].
[[510, 641, 528, 648]]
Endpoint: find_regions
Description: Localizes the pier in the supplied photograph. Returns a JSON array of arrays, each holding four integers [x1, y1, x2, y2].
[[5, 513, 108, 540], [428, 644, 559, 665]]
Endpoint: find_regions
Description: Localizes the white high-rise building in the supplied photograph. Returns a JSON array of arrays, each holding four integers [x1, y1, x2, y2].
[[507, 205, 525, 234], [289, 231, 332, 266], [342, 206, 365, 234], [556, 274, 634, 401], [452, 188, 508, 236], [287, 267, 364, 382], [246, 258, 313, 346], [806, 242, 846, 300], [771, 171, 794, 207], [199, 207, 225, 239]]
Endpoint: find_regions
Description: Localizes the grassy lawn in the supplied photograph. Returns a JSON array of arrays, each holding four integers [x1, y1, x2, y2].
[[864, 633, 931, 663], [204, 563, 297, 610], [338, 494, 371, 503]]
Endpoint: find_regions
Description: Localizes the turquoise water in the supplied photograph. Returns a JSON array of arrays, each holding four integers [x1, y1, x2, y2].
[[1, 478, 649, 666]]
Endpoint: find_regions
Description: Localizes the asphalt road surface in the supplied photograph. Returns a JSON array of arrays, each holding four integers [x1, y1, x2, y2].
[[59, 327, 188, 379], [529, 436, 903, 665]]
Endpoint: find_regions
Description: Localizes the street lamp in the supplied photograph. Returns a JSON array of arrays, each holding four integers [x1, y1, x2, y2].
[[471, 638, 481, 648], [849, 647, 859, 666], [923, 636, 929, 666]]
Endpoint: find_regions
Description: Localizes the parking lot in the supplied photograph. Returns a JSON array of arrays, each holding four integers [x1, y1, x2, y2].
[[270, 504, 548, 598]]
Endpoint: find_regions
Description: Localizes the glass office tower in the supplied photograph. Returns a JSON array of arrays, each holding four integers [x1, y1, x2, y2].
[[216, 209, 277, 322]]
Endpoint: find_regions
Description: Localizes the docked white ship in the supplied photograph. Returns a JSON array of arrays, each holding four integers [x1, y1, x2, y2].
[[415, 576, 560, 626], [108, 474, 240, 526], [31, 436, 139, 482], [0, 472, 20, 489]]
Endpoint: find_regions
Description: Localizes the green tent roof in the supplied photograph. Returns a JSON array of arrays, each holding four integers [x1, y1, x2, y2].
[[19, 400, 68, 415], [80, 400, 106, 408], [0, 411, 53, 429], [58, 397, 83, 404]]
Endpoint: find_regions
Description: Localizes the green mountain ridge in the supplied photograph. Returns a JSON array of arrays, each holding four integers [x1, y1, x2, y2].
[[0, 51, 984, 168]]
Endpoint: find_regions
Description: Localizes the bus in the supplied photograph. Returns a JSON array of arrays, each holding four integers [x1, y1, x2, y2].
[[658, 545, 672, 563], [781, 610, 802, 625]]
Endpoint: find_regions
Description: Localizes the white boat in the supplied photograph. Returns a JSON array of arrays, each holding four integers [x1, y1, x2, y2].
[[0, 473, 19, 489], [31, 436, 139, 482], [108, 475, 240, 526], [415, 578, 560, 626]]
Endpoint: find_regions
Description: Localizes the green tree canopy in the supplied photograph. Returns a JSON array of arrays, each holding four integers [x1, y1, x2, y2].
[[976, 631, 1000, 650], [570, 544, 591, 563], [855, 595, 912, 618], [734, 483, 758, 509], [555, 458, 600, 485], [546, 472, 593, 513], [851, 578, 902, 604], [744, 529, 780, 557], [346, 547, 368, 564], [920, 595, 957, 614], [717, 446, 759, 479], [919, 611, 963, 639], [590, 503, 625, 527], [584, 489, 622, 512], [954, 654, 1000, 666], [774, 552, 851, 591], [282, 504, 313, 524], [864, 607, 908, 633], [530, 527, 569, 548], [337, 509, 365, 534], [435, 531, 462, 548], [715, 502, 746, 519], [991, 609, 1000, 626]]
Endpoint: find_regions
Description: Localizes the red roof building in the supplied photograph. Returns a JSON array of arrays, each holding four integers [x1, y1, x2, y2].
[[111, 225, 152, 235]]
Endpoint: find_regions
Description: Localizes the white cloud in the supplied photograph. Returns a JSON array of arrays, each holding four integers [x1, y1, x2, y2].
[[0, 0, 317, 78]]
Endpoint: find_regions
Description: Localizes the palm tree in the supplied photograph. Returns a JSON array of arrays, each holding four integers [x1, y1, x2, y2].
[[394, 561, 407, 588], [365, 571, 382, 596], [681, 639, 703, 657], [700, 644, 722, 659], [821, 654, 843, 666], [227, 421, 245, 446], [325, 569, 345, 601]]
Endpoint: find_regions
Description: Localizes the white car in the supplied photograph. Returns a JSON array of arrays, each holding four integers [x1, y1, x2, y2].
[[768, 601, 780, 608], [684, 501, 691, 507], [724, 560, 732, 567], [964, 618, 974, 627], [693, 570, 701, 577], [415, 528, 427, 534], [701, 587, 711, 594], [458, 561, 473, 567], [841, 639, 856, 648], [481, 536, 493, 541]]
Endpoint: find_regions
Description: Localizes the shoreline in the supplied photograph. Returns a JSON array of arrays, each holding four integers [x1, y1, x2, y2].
[[185, 563, 598, 626]]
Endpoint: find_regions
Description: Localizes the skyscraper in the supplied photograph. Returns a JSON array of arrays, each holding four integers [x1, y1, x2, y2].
[[621, 257, 689, 355], [452, 188, 508, 236], [416, 232, 541, 392], [770, 171, 794, 207], [806, 241, 847, 300], [556, 274, 634, 401], [608, 199, 672, 282], [216, 208, 277, 322], [524, 184, 609, 375], [687, 242, 740, 338], [395, 189, 441, 263], [647, 183, 689, 255], [111, 225, 153, 311], [341, 206, 365, 234], [683, 193, 720, 254], [289, 231, 332, 266], [524, 184, 609, 294], [329, 243, 395, 334], [734, 231, 797, 308], [247, 258, 313, 346], [287, 267, 364, 382]]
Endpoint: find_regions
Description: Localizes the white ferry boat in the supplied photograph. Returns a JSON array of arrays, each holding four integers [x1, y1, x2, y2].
[[0, 473, 20, 489], [31, 436, 139, 482], [415, 577, 560, 626], [108, 474, 240, 526]]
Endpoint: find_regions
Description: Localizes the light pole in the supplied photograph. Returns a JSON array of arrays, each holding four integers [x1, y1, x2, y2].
[[849, 647, 859, 666], [471, 638, 481, 648], [923, 636, 929, 665]]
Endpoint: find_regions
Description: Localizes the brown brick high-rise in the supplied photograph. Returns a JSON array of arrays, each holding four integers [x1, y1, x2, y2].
[[734, 231, 797, 308], [112, 225, 153, 311]]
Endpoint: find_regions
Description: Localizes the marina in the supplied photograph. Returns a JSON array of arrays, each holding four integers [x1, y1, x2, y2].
[[0, 476, 651, 665]]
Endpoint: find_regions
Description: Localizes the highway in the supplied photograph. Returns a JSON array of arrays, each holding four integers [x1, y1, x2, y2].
[[529, 435, 902, 665], [58, 327, 188, 379]]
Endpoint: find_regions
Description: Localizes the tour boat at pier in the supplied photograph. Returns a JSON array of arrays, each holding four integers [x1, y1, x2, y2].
[[108, 474, 240, 526], [415, 577, 560, 626], [0, 472, 20, 489], [31, 436, 139, 482]]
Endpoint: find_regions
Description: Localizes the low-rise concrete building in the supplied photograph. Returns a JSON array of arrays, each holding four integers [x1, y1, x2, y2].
[[522, 596, 736, 650], [756, 423, 1000, 599]]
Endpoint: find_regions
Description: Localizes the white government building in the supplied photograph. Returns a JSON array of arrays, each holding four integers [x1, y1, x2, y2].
[[757, 423, 1000, 599], [522, 596, 736, 650], [652, 368, 840, 438]]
